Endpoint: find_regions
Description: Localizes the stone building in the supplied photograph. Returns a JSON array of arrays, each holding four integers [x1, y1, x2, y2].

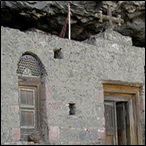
[[1, 26, 145, 145]]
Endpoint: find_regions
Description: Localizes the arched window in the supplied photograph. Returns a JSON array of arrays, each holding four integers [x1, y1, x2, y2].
[[17, 53, 47, 141], [17, 54, 41, 76], [17, 54, 46, 77]]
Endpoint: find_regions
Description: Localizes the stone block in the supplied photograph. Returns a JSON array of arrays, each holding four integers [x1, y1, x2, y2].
[[45, 83, 52, 100], [48, 126, 60, 140], [97, 127, 105, 140], [12, 128, 20, 141], [11, 105, 19, 114], [95, 89, 104, 104]]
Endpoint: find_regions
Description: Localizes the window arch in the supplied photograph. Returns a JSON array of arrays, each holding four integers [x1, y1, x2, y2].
[[17, 54, 41, 76], [17, 52, 47, 77]]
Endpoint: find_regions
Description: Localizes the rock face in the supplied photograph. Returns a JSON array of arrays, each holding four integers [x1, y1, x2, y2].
[[1, 1, 145, 47]]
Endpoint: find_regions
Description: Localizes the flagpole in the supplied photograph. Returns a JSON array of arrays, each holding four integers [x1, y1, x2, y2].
[[68, 1, 71, 40]]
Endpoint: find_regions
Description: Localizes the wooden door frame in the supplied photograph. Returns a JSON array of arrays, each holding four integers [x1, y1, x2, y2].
[[103, 82, 143, 145], [18, 76, 41, 131]]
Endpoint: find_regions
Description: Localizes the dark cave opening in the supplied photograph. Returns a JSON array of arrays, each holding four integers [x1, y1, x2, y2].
[[1, 8, 145, 48]]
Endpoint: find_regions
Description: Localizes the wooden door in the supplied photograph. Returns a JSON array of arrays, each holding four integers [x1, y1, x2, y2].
[[18, 76, 40, 141], [19, 87, 37, 140], [116, 102, 128, 145], [105, 101, 117, 145], [105, 100, 130, 145], [103, 83, 143, 145]]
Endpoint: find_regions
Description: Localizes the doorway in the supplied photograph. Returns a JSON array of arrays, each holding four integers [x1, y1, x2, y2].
[[18, 76, 41, 140], [103, 83, 143, 145], [105, 100, 130, 145], [17, 53, 47, 141]]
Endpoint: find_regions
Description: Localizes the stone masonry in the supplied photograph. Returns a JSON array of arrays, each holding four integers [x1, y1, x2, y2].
[[1, 26, 145, 145]]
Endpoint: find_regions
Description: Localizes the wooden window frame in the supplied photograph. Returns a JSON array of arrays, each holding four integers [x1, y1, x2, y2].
[[103, 83, 143, 145]]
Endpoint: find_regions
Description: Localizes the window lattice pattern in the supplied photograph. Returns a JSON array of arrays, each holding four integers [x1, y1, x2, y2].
[[17, 55, 41, 76]]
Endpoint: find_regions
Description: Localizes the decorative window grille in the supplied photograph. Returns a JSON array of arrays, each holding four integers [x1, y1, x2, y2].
[[17, 55, 41, 76]]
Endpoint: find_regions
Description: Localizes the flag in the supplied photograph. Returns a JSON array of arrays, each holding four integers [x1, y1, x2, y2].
[[59, 14, 68, 38]]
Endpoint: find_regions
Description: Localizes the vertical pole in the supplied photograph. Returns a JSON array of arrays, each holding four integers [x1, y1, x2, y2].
[[68, 1, 71, 40]]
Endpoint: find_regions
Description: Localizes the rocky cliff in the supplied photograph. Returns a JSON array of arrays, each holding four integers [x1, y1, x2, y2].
[[1, 1, 145, 47]]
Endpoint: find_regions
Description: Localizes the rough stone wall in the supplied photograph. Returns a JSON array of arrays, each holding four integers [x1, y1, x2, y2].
[[1, 1, 145, 47], [1, 26, 145, 145]]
